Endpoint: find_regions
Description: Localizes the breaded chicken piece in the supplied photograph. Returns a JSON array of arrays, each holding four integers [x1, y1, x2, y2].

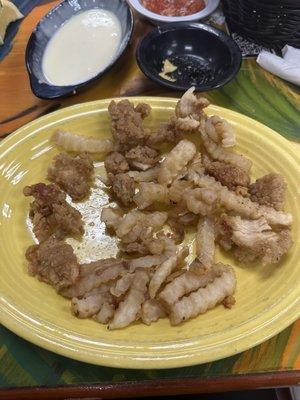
[[233, 229, 293, 265], [25, 237, 79, 291], [125, 145, 159, 170], [249, 173, 286, 211], [217, 214, 293, 265], [23, 183, 84, 242], [205, 160, 250, 191], [108, 100, 151, 147], [47, 152, 94, 201], [108, 173, 135, 206], [104, 152, 129, 175]]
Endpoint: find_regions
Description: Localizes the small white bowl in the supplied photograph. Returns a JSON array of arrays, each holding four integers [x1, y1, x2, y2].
[[127, 0, 220, 24]]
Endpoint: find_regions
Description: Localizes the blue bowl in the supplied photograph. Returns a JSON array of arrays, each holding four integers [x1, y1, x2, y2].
[[25, 0, 133, 99]]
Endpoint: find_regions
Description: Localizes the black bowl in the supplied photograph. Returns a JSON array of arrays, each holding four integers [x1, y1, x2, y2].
[[136, 23, 242, 91], [25, 0, 133, 99]]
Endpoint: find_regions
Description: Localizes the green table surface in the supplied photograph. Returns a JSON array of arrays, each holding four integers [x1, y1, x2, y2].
[[0, 2, 299, 397]]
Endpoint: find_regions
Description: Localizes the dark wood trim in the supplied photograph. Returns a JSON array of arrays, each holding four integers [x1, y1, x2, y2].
[[0, 370, 299, 400]]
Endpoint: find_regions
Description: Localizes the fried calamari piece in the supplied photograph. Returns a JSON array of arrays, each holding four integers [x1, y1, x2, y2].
[[201, 125, 252, 173], [175, 86, 209, 120], [158, 139, 197, 185], [125, 145, 159, 170], [110, 273, 135, 297], [148, 114, 202, 145], [183, 188, 218, 216], [189, 172, 292, 226], [112, 210, 168, 255], [104, 152, 129, 175], [61, 258, 128, 298], [149, 247, 189, 298], [218, 214, 293, 265], [220, 188, 292, 227], [195, 217, 215, 269], [188, 153, 204, 175], [169, 264, 236, 325], [141, 299, 166, 325], [108, 173, 135, 206], [128, 166, 160, 182], [134, 182, 169, 209], [71, 286, 113, 318], [25, 237, 79, 291], [249, 173, 286, 211], [100, 207, 124, 230], [205, 115, 236, 148], [108, 100, 151, 147], [129, 238, 176, 271], [23, 183, 84, 242], [169, 179, 193, 203], [109, 269, 149, 329], [115, 210, 167, 240], [147, 88, 209, 145], [159, 263, 223, 308], [47, 153, 94, 201], [205, 160, 250, 191], [129, 254, 167, 271], [94, 302, 115, 324], [53, 130, 115, 153]]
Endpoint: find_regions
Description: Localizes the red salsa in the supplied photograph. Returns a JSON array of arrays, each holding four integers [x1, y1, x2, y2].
[[141, 0, 205, 17]]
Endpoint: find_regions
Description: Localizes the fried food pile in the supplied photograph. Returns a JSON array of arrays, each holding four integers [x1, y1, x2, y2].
[[24, 87, 293, 329]]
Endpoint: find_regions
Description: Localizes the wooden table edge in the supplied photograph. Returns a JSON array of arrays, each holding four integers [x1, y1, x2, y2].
[[0, 370, 299, 399]]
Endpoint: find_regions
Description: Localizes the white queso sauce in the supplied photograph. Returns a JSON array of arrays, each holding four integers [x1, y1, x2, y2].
[[42, 9, 122, 86]]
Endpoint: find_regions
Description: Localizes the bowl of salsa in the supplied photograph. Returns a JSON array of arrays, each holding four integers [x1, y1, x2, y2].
[[128, 0, 220, 23]]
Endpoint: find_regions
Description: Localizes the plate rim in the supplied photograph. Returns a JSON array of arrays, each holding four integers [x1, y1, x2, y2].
[[0, 97, 299, 369]]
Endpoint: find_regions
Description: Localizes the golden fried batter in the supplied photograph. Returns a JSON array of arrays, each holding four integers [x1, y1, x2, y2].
[[108, 100, 151, 147], [23, 183, 84, 242], [125, 145, 159, 170], [249, 173, 286, 211], [108, 173, 135, 206], [26, 237, 79, 291], [47, 152, 94, 201], [217, 214, 293, 265], [205, 160, 250, 190], [104, 152, 129, 175]]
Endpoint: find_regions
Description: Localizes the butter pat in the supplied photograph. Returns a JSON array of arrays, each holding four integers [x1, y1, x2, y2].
[[0, 0, 23, 45]]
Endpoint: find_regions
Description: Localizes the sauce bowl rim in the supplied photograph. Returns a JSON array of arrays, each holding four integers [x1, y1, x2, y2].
[[25, 0, 134, 99], [127, 0, 220, 23], [136, 22, 242, 92]]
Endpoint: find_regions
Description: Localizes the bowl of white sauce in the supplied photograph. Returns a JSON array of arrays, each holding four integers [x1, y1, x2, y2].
[[25, 0, 133, 99]]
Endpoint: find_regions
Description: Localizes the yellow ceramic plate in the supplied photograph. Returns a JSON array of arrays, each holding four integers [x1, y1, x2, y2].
[[0, 98, 299, 369]]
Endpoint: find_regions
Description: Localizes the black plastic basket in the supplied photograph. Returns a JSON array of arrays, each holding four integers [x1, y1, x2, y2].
[[222, 0, 300, 50]]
